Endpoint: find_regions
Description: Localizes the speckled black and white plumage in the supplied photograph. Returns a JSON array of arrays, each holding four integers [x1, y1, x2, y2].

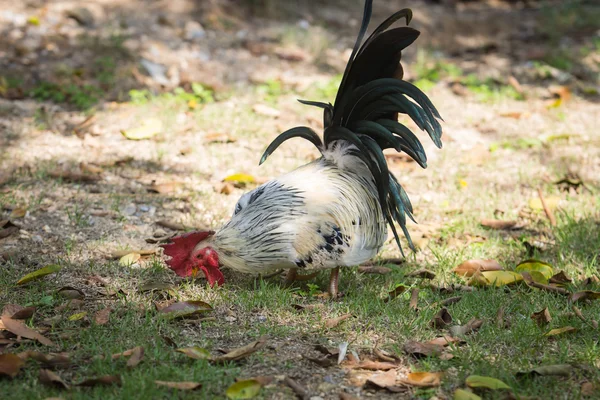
[[200, 141, 386, 274]]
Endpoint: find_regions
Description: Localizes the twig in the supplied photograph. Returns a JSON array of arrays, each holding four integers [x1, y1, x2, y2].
[[284, 376, 309, 400], [521, 272, 569, 295], [537, 188, 556, 226], [572, 305, 598, 329]]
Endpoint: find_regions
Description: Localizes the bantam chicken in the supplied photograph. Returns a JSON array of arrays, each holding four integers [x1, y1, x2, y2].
[[161, 0, 443, 297]]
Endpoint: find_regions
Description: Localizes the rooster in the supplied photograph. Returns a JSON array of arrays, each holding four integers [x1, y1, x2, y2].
[[161, 0, 443, 297]]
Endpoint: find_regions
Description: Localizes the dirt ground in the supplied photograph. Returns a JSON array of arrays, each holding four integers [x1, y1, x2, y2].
[[1, 0, 599, 398]]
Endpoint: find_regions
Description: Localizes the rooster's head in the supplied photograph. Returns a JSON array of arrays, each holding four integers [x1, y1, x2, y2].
[[160, 231, 224, 287]]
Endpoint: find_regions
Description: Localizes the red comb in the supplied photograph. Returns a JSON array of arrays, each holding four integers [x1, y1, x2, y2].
[[160, 231, 224, 286]]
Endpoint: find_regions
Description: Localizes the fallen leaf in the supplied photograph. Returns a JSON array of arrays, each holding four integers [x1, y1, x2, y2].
[[515, 259, 554, 281], [430, 308, 453, 329], [126, 346, 144, 368], [570, 291, 600, 303], [352, 360, 397, 371], [373, 347, 398, 363], [176, 347, 212, 360], [226, 379, 262, 399], [204, 132, 237, 144], [357, 266, 392, 274], [516, 364, 573, 378], [26, 352, 71, 368], [9, 208, 27, 219], [408, 269, 436, 279], [39, 369, 69, 389], [155, 380, 202, 390], [304, 355, 333, 368], [94, 308, 111, 325], [549, 271, 572, 284], [325, 314, 352, 328], [480, 271, 523, 287], [119, 253, 141, 266], [148, 181, 183, 194], [404, 341, 443, 358], [16, 264, 61, 285], [449, 319, 484, 336], [465, 375, 510, 390], [76, 375, 122, 387], [159, 301, 213, 319], [384, 285, 407, 302], [531, 308, 552, 327], [544, 326, 576, 337], [112, 249, 157, 258], [409, 288, 419, 311], [58, 286, 85, 300], [0, 354, 25, 378], [213, 336, 267, 362], [0, 224, 19, 239], [2, 304, 35, 320], [453, 260, 502, 277], [1, 315, 54, 346], [454, 388, 482, 400], [68, 312, 88, 321], [223, 173, 256, 186], [480, 219, 521, 230], [366, 370, 401, 391], [427, 335, 464, 347], [121, 118, 163, 140], [435, 296, 462, 307], [521, 272, 570, 295], [399, 371, 443, 387]]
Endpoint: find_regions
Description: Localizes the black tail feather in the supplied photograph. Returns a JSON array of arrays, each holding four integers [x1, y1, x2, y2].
[[260, 0, 443, 255]]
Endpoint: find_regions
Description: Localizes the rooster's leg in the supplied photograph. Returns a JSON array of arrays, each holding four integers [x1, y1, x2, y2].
[[329, 267, 340, 298], [284, 268, 319, 286]]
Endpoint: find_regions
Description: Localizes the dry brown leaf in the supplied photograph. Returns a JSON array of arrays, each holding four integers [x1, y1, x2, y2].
[[453, 260, 503, 277], [2, 304, 35, 320], [94, 308, 111, 325], [76, 375, 122, 387], [531, 308, 552, 327], [39, 369, 69, 389], [549, 271, 572, 284], [354, 360, 397, 371], [213, 336, 267, 362], [148, 181, 183, 194], [570, 291, 600, 303], [399, 371, 443, 387], [26, 352, 71, 368], [204, 132, 237, 144], [409, 288, 419, 311], [126, 346, 144, 368], [9, 208, 27, 219], [430, 308, 453, 329], [480, 219, 523, 230], [384, 285, 408, 303], [0, 225, 19, 239], [155, 380, 202, 390], [366, 370, 401, 391], [521, 272, 570, 295], [252, 104, 280, 117], [404, 341, 443, 358], [373, 347, 398, 363], [427, 335, 464, 347], [449, 318, 484, 336], [325, 314, 352, 329], [1, 315, 54, 346], [0, 354, 25, 378]]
